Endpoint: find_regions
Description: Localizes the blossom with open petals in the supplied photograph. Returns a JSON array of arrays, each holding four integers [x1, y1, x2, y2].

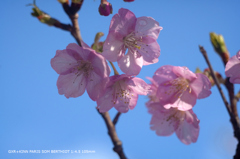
[[102, 8, 162, 75], [147, 102, 200, 145], [225, 50, 240, 84], [97, 74, 150, 113], [51, 43, 110, 100], [153, 65, 211, 111]]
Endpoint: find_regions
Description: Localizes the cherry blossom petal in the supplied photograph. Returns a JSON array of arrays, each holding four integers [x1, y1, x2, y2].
[[66, 43, 90, 61], [109, 8, 136, 36], [86, 72, 102, 101], [175, 110, 200, 145], [118, 52, 143, 75], [57, 73, 86, 98], [149, 103, 176, 136], [172, 66, 197, 81], [191, 73, 212, 99], [114, 90, 138, 113], [225, 52, 240, 84], [90, 52, 111, 78], [139, 40, 160, 65], [129, 77, 150, 95], [166, 92, 197, 111], [51, 49, 78, 74], [102, 32, 126, 62], [97, 87, 115, 112], [153, 65, 177, 85], [135, 16, 162, 40]]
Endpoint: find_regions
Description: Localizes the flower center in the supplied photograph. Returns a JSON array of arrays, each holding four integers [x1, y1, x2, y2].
[[111, 81, 133, 105], [164, 77, 191, 98], [69, 60, 93, 83]]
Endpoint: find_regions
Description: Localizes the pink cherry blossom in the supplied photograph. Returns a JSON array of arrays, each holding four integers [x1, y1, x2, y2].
[[153, 65, 211, 111], [225, 50, 240, 84], [97, 74, 150, 113], [51, 42, 110, 100], [102, 8, 162, 75], [147, 102, 200, 145]]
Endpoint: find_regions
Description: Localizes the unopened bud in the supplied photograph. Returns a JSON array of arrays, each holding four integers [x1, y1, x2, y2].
[[72, 0, 83, 4], [99, 0, 112, 16], [29, 2, 58, 26], [210, 32, 229, 64], [203, 68, 224, 86], [92, 32, 105, 53], [58, 0, 68, 4], [124, 0, 135, 2]]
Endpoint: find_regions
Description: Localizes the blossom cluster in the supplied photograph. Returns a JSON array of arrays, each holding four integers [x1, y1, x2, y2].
[[51, 8, 213, 145], [146, 65, 211, 144]]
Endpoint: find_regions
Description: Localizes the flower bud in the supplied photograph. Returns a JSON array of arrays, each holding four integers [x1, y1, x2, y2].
[[72, 0, 83, 4], [98, 0, 113, 16], [29, 2, 58, 26], [203, 68, 224, 86], [58, 0, 68, 4], [124, 0, 135, 2], [91, 32, 104, 53], [210, 32, 229, 65]]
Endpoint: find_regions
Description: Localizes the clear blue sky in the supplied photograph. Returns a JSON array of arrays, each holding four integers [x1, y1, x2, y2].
[[1, 0, 240, 159]]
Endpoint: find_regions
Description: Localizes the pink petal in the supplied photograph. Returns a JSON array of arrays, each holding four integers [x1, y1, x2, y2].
[[86, 72, 102, 101], [102, 32, 125, 62], [149, 103, 177, 136], [109, 8, 136, 36], [66, 43, 90, 61], [118, 52, 143, 76], [172, 66, 197, 81], [90, 52, 111, 78], [139, 40, 160, 65], [225, 54, 240, 84], [168, 92, 197, 111], [129, 77, 150, 95], [153, 65, 177, 85], [114, 90, 138, 113], [51, 49, 78, 74], [57, 73, 86, 98], [191, 73, 212, 99], [175, 110, 200, 145], [97, 87, 114, 112], [135, 16, 162, 40]]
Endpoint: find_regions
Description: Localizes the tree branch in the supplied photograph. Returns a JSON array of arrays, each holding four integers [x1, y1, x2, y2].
[[60, 1, 83, 46], [113, 112, 121, 125], [199, 45, 240, 159], [97, 109, 127, 159]]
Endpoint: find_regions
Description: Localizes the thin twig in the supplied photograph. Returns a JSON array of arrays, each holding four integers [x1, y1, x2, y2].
[[199, 45, 240, 159], [60, 1, 83, 46], [113, 112, 122, 125], [199, 45, 231, 114], [97, 109, 127, 159], [109, 61, 119, 75]]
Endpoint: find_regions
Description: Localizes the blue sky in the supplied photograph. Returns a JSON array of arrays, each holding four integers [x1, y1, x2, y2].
[[1, 0, 240, 159]]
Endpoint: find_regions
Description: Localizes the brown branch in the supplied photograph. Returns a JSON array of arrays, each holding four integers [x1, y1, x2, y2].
[[53, 21, 72, 32], [60, 1, 83, 46], [113, 112, 122, 125], [97, 109, 127, 159], [199, 45, 231, 114], [199, 45, 240, 159]]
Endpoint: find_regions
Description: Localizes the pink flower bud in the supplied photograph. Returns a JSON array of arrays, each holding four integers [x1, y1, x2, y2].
[[124, 0, 135, 2], [98, 1, 113, 16]]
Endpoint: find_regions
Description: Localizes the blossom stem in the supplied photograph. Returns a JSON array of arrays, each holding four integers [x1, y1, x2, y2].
[[113, 112, 121, 125], [109, 61, 119, 75], [97, 109, 127, 159], [60, 1, 83, 46], [199, 45, 240, 159]]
